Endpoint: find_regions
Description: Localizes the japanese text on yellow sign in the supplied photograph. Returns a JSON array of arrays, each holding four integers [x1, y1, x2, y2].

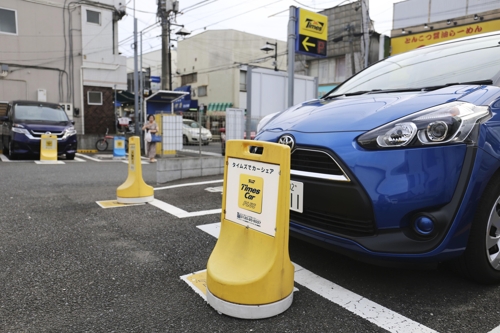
[[391, 19, 500, 55]]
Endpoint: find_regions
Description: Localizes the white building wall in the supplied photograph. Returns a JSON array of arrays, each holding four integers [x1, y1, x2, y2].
[[177, 30, 287, 109]]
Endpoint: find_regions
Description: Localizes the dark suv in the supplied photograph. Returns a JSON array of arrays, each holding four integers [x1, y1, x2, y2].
[[1, 101, 77, 160]]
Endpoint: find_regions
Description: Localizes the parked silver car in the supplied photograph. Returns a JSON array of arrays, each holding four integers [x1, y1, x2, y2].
[[183, 119, 212, 145]]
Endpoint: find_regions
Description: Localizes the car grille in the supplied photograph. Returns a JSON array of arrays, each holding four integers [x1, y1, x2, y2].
[[291, 148, 345, 176], [290, 148, 375, 237], [30, 130, 64, 139]]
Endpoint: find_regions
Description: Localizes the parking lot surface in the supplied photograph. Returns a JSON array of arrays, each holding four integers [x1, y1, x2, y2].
[[2, 157, 500, 332]]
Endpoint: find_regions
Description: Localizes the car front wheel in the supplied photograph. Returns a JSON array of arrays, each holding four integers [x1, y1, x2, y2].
[[454, 174, 500, 284]]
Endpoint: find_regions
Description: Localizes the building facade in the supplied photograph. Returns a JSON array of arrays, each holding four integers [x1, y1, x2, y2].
[[176, 29, 287, 112], [0, 0, 127, 135]]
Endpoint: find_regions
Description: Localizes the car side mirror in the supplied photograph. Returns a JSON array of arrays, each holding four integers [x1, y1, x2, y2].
[[71, 120, 75, 125]]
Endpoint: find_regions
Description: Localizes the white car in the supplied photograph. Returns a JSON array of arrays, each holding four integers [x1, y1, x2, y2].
[[183, 119, 212, 145]]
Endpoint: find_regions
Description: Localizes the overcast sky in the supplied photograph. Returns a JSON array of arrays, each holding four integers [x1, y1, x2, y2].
[[118, 0, 405, 57]]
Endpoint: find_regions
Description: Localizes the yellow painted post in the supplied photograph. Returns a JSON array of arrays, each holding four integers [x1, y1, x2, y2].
[[40, 134, 58, 161], [117, 136, 154, 203], [155, 114, 163, 156], [206, 140, 294, 319]]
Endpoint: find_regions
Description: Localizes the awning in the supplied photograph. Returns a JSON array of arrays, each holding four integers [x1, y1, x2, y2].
[[145, 90, 188, 115], [115, 90, 135, 106], [208, 102, 233, 112], [145, 90, 187, 103]]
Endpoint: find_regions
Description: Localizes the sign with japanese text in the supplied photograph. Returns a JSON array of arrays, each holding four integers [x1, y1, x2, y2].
[[391, 19, 500, 55], [295, 7, 328, 57], [226, 157, 280, 237]]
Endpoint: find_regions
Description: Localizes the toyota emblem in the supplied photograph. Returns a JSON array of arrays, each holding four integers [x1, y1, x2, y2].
[[278, 135, 295, 151]]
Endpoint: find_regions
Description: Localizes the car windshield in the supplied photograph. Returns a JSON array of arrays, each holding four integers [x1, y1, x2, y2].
[[327, 33, 500, 97], [184, 120, 200, 129], [14, 104, 69, 122]]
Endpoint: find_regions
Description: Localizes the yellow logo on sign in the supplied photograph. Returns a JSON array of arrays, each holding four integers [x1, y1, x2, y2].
[[238, 174, 263, 214], [46, 141, 52, 147], [117, 141, 123, 148], [298, 8, 328, 40]]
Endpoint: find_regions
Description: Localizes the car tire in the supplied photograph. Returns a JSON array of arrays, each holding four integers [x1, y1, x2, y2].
[[183, 135, 189, 146], [3, 138, 9, 156], [66, 153, 75, 160], [8, 140, 16, 160], [452, 173, 500, 284]]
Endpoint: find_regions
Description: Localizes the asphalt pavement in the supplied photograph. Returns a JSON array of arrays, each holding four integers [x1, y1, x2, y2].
[[1, 157, 500, 332]]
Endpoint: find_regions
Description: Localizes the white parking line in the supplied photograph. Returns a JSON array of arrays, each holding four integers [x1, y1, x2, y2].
[[149, 199, 221, 218], [154, 179, 223, 191], [489, 326, 500, 333], [196, 222, 437, 333]]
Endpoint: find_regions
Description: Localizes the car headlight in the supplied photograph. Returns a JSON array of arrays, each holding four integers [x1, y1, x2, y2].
[[62, 126, 77, 139], [12, 123, 30, 135], [357, 102, 490, 149]]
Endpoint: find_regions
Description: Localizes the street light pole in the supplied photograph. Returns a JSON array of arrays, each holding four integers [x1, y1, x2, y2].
[[260, 41, 278, 71]]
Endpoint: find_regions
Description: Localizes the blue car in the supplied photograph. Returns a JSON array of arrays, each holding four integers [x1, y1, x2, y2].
[[256, 32, 500, 284], [1, 101, 77, 160]]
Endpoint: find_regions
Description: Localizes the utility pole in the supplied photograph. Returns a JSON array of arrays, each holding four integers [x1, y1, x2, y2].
[[287, 6, 296, 108], [361, 0, 370, 68], [158, 0, 179, 90], [161, 19, 170, 90], [347, 23, 356, 76]]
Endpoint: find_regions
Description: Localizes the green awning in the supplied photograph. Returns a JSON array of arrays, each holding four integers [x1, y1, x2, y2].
[[206, 102, 234, 111]]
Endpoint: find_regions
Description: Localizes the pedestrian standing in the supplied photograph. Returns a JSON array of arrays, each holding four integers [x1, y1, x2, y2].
[[142, 114, 158, 163]]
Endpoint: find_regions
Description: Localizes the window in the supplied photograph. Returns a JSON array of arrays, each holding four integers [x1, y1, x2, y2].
[[0, 8, 17, 34], [197, 86, 207, 97], [86, 10, 101, 25], [240, 71, 247, 91], [88, 91, 102, 105], [181, 73, 197, 85]]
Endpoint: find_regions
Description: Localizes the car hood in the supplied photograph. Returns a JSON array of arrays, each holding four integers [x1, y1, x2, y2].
[[260, 85, 499, 133], [17, 122, 71, 132]]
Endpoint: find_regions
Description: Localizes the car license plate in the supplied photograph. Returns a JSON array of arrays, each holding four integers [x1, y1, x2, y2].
[[290, 180, 303, 213]]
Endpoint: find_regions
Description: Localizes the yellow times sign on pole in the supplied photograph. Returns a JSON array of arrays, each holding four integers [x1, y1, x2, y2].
[[296, 7, 328, 57], [391, 19, 500, 55]]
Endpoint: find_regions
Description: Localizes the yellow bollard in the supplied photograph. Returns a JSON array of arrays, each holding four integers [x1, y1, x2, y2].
[[40, 134, 58, 161], [206, 140, 294, 319], [117, 136, 154, 203]]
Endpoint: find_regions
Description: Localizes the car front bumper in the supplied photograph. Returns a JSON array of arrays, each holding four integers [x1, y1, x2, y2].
[[256, 130, 488, 263]]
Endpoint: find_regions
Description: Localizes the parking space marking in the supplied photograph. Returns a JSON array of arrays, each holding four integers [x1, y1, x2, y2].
[[149, 198, 221, 218], [180, 270, 208, 300], [0, 154, 32, 163], [154, 179, 223, 191], [196, 222, 437, 333], [77, 153, 149, 163], [489, 326, 500, 333], [96, 200, 146, 209], [34, 160, 65, 165]]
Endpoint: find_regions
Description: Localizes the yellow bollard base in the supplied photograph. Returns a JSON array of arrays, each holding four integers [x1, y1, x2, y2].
[[116, 195, 154, 204], [206, 288, 293, 319]]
